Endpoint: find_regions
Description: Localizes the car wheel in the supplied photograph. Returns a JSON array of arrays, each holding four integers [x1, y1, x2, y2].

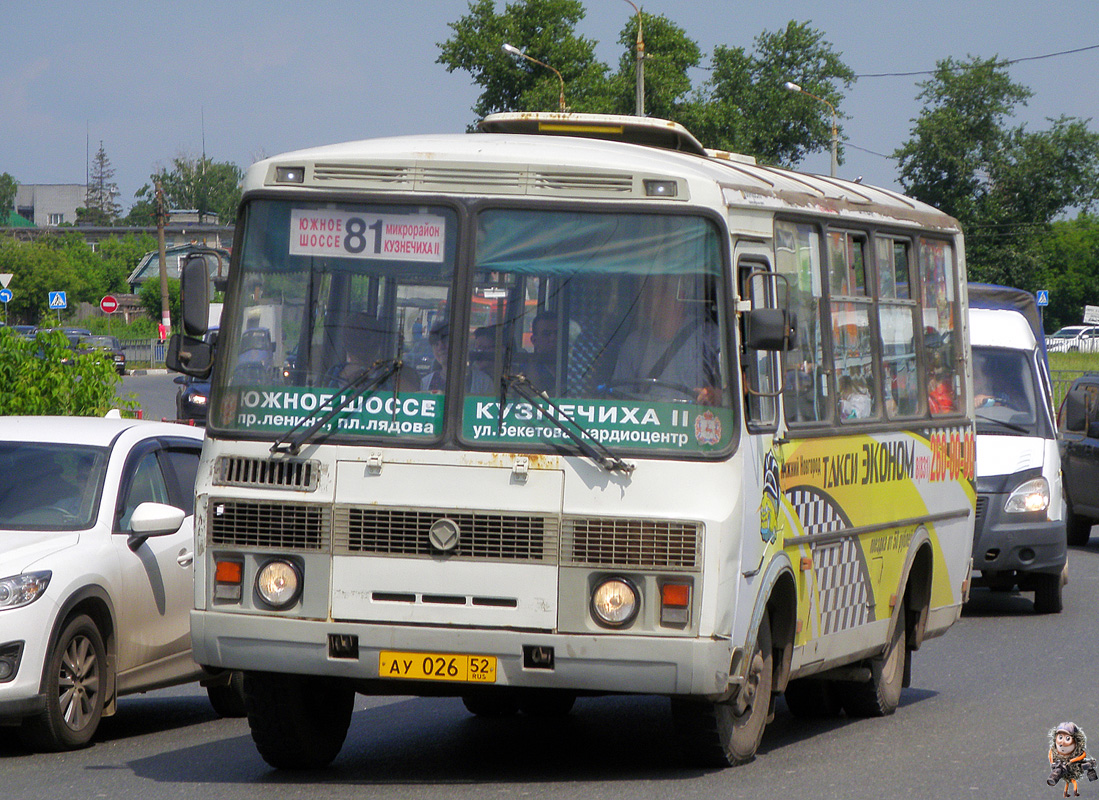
[[1033, 572, 1064, 614], [20, 614, 107, 752]]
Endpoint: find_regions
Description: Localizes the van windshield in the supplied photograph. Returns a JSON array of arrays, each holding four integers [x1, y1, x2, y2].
[[972, 346, 1047, 436]]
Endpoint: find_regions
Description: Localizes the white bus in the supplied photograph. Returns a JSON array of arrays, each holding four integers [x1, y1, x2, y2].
[[169, 113, 976, 770]]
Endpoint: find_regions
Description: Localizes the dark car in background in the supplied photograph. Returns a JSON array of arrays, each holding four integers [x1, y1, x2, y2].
[[1059, 373, 1099, 545], [173, 329, 217, 425], [79, 334, 126, 375]]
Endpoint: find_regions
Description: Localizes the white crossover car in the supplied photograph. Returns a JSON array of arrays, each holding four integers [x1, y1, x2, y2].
[[0, 416, 243, 751]]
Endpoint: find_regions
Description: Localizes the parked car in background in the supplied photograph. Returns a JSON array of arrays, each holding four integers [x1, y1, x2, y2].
[[1046, 325, 1099, 353], [78, 335, 126, 375], [1058, 373, 1099, 546], [0, 416, 243, 752]]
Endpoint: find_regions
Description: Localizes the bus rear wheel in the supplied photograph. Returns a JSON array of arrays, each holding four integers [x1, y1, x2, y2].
[[244, 672, 354, 769], [838, 605, 905, 717], [672, 611, 773, 767]]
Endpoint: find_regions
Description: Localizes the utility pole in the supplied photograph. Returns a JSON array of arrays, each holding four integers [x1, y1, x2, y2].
[[155, 181, 171, 339]]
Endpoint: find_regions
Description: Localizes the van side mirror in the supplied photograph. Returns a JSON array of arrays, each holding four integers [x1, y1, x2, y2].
[[745, 308, 797, 351], [180, 254, 211, 338]]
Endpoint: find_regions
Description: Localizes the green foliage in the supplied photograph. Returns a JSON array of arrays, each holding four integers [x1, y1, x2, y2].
[[0, 328, 138, 416], [139, 276, 180, 324], [0, 172, 16, 217], [137, 156, 243, 225], [438, 4, 853, 167], [896, 57, 1099, 288], [438, 0, 609, 117], [97, 233, 158, 293], [1037, 213, 1099, 331], [121, 198, 157, 227], [685, 21, 855, 166], [0, 236, 87, 322]]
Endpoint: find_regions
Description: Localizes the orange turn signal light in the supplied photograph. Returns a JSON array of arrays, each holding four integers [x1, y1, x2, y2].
[[215, 560, 243, 584], [661, 583, 690, 608]]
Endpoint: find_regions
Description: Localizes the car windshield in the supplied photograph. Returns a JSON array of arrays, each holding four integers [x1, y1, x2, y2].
[[84, 336, 120, 349], [0, 443, 109, 530], [972, 346, 1044, 435], [1050, 328, 1085, 339]]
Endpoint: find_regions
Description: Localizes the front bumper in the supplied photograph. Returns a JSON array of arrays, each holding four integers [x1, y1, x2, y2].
[[191, 611, 734, 697], [972, 493, 1066, 575]]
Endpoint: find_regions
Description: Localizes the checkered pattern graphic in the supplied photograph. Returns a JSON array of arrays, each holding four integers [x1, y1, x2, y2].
[[786, 486, 874, 635]]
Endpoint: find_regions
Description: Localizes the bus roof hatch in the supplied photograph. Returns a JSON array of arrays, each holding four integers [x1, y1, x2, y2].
[[477, 112, 708, 156]]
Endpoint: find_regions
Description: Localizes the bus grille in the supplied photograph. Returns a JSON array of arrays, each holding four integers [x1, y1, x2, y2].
[[561, 517, 701, 571], [333, 506, 557, 563], [209, 500, 330, 550], [214, 456, 320, 491]]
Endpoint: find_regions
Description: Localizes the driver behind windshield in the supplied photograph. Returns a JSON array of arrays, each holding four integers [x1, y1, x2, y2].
[[612, 273, 719, 403]]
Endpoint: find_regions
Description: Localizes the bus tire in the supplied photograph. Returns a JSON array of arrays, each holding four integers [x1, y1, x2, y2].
[[839, 605, 905, 718], [206, 671, 247, 718], [783, 678, 842, 719], [1033, 572, 1064, 614], [671, 610, 773, 767], [244, 672, 354, 770]]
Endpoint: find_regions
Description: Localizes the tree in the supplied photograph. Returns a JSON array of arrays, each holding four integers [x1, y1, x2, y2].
[[97, 233, 158, 294], [0, 237, 87, 323], [1037, 213, 1099, 331], [82, 142, 122, 223], [438, 4, 854, 167], [137, 156, 242, 224], [438, 0, 609, 117], [895, 56, 1099, 287], [0, 172, 17, 220], [683, 21, 855, 166], [139, 276, 180, 325]]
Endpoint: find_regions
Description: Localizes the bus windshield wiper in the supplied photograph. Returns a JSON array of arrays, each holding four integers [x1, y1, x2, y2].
[[502, 372, 635, 475], [975, 410, 1032, 435], [270, 359, 401, 455]]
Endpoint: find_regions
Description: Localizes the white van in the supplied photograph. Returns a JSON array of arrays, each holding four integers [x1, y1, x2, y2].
[[968, 284, 1066, 613]]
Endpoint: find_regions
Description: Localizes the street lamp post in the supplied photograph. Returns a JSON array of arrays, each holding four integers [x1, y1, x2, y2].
[[784, 81, 837, 178], [502, 43, 566, 113], [622, 0, 645, 116]]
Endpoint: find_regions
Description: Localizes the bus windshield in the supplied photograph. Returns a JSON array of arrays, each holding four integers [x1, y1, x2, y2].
[[209, 199, 456, 440], [459, 208, 734, 456]]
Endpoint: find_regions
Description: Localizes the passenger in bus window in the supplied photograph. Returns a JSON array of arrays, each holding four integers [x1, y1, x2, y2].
[[328, 312, 419, 391], [928, 368, 955, 413], [421, 319, 450, 392], [468, 326, 496, 393], [525, 312, 559, 391], [612, 273, 719, 403], [839, 374, 873, 419]]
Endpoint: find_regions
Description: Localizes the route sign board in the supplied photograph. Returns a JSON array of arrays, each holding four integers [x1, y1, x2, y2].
[[100, 295, 119, 314], [48, 291, 67, 310]]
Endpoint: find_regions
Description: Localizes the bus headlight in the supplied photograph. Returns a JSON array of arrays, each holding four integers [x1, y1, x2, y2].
[[1004, 477, 1050, 514], [591, 578, 639, 627], [256, 560, 302, 609]]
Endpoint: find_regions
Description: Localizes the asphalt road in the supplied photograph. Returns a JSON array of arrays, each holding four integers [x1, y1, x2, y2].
[[5, 534, 1098, 798], [120, 370, 183, 424]]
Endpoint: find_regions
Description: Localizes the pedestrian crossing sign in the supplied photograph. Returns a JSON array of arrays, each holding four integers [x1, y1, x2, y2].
[[49, 291, 67, 309], [1037, 290, 1049, 307]]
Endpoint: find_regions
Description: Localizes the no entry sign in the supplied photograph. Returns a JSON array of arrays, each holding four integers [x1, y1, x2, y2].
[[100, 295, 119, 314]]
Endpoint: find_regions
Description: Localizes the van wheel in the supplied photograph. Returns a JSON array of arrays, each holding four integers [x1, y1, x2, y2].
[[839, 605, 905, 717], [20, 614, 106, 752], [672, 610, 773, 766], [244, 672, 354, 769], [461, 690, 519, 717], [784, 678, 843, 718], [1033, 572, 1064, 614], [1067, 507, 1093, 547], [519, 690, 576, 717]]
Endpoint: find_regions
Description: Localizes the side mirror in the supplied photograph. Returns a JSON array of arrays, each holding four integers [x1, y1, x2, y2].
[[126, 501, 186, 550], [745, 308, 797, 351], [166, 332, 213, 378], [181, 254, 211, 338]]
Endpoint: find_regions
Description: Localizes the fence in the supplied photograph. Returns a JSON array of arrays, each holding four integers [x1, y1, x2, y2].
[[121, 338, 167, 369]]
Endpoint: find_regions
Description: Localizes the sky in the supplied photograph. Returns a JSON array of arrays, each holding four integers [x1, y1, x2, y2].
[[5, 0, 1099, 212]]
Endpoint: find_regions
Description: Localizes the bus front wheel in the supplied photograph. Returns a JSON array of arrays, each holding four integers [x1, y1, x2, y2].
[[672, 610, 773, 767], [244, 672, 354, 769]]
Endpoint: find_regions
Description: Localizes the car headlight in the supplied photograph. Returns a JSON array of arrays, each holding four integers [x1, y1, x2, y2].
[[591, 577, 639, 627], [190, 394, 208, 406], [0, 571, 52, 610], [1004, 477, 1050, 514], [256, 560, 301, 609]]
